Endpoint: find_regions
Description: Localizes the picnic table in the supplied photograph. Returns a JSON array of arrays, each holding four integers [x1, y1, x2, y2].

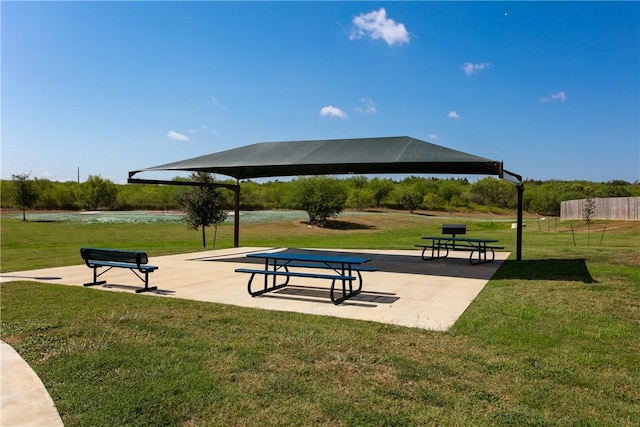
[[235, 251, 376, 304], [416, 236, 503, 265]]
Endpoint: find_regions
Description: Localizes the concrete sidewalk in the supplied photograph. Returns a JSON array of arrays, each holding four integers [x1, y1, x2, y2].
[[0, 246, 509, 426], [1, 341, 64, 427]]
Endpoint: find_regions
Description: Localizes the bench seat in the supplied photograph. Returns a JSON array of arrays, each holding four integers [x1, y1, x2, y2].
[[84, 260, 158, 272], [235, 268, 354, 281]]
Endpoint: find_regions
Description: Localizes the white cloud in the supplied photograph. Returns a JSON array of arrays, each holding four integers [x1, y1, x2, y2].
[[447, 110, 461, 120], [428, 134, 438, 140], [167, 130, 190, 141], [206, 96, 223, 108], [539, 91, 567, 103], [461, 62, 493, 76], [355, 98, 378, 114], [350, 8, 410, 47], [320, 105, 348, 119]]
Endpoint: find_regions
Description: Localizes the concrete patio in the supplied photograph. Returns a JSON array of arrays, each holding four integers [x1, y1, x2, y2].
[[1, 247, 509, 331]]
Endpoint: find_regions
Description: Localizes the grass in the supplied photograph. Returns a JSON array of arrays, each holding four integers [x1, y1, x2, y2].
[[1, 211, 639, 426]]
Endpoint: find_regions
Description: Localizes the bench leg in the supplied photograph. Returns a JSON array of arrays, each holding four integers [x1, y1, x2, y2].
[[84, 267, 107, 287], [135, 271, 158, 293]]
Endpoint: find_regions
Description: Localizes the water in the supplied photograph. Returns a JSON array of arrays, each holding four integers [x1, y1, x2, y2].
[[11, 210, 309, 224]]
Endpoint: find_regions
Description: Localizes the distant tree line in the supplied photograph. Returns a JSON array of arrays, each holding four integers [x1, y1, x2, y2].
[[2, 174, 639, 218]]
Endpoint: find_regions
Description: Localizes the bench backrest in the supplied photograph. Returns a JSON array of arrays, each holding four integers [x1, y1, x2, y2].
[[80, 247, 148, 265], [442, 223, 466, 235]]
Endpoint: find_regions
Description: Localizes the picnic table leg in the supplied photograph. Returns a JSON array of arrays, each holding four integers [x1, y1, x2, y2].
[[420, 239, 449, 260], [469, 242, 492, 265], [247, 269, 289, 297], [469, 245, 480, 265], [353, 271, 364, 293], [341, 264, 347, 300], [330, 263, 363, 305], [264, 259, 291, 290]]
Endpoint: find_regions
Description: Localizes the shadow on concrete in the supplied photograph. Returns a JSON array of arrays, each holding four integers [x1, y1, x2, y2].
[[193, 248, 501, 281], [261, 284, 400, 307], [0, 275, 62, 281], [99, 283, 176, 295]]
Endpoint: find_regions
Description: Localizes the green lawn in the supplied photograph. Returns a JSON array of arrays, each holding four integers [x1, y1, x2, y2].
[[1, 212, 639, 426]]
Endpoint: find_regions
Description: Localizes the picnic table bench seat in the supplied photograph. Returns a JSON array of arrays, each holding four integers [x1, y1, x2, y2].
[[80, 247, 158, 293], [235, 268, 355, 283]]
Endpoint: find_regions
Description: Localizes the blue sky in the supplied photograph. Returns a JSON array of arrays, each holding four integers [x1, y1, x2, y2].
[[2, 1, 639, 184]]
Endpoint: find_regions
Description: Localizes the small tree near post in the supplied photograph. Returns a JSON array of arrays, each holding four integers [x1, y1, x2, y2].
[[583, 193, 596, 247], [11, 173, 38, 221], [178, 172, 228, 247]]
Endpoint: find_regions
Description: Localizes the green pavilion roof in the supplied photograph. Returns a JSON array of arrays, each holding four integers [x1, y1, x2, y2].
[[131, 136, 511, 181]]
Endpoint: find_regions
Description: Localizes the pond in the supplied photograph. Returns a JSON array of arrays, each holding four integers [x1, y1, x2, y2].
[[11, 210, 309, 224]]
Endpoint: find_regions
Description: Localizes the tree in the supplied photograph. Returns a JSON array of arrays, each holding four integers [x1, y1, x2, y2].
[[583, 191, 596, 247], [78, 175, 118, 210], [290, 176, 347, 226], [400, 189, 423, 213], [177, 172, 228, 247], [11, 173, 39, 221], [346, 175, 374, 210], [437, 180, 464, 206], [368, 178, 394, 208], [469, 177, 516, 210]]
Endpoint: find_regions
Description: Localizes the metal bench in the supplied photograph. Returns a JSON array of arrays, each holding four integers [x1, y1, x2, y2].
[[80, 247, 158, 293]]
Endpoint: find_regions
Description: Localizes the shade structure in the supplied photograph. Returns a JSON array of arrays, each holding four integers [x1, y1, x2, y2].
[[129, 136, 523, 259], [130, 136, 507, 180]]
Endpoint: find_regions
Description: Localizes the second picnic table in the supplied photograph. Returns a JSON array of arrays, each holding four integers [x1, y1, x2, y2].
[[235, 251, 376, 304], [416, 236, 503, 264]]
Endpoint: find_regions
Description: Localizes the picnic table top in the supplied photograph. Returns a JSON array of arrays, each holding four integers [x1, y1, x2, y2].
[[247, 251, 371, 264], [421, 236, 499, 244]]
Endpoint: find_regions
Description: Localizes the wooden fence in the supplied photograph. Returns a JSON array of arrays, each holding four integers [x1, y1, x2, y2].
[[560, 197, 640, 221]]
